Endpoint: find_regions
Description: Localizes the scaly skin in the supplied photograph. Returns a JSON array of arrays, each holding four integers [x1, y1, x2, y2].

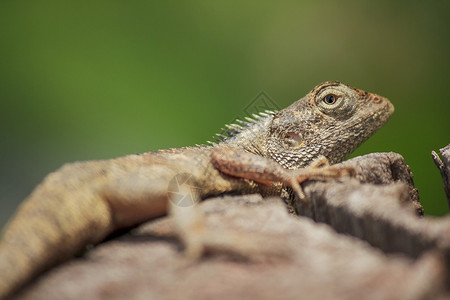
[[0, 81, 393, 298]]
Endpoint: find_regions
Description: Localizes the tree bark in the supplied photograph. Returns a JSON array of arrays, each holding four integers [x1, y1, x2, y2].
[[15, 152, 450, 299]]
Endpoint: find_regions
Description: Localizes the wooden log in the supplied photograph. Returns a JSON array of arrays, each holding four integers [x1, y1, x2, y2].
[[297, 152, 450, 286], [13, 152, 450, 299], [16, 195, 445, 300]]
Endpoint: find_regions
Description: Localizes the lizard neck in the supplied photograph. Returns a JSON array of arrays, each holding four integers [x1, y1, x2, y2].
[[220, 116, 273, 157]]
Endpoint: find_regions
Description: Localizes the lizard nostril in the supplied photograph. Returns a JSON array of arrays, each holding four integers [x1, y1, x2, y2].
[[373, 96, 381, 103]]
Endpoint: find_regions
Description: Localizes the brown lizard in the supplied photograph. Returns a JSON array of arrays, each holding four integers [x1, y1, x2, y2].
[[0, 81, 394, 298]]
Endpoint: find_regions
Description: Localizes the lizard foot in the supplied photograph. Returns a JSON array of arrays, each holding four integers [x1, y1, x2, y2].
[[170, 201, 291, 263], [169, 187, 291, 262], [282, 156, 355, 202]]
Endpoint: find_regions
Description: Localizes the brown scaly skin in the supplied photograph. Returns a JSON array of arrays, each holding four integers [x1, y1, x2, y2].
[[0, 81, 394, 298]]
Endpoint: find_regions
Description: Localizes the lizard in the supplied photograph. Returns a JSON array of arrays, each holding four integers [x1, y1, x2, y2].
[[0, 81, 394, 299]]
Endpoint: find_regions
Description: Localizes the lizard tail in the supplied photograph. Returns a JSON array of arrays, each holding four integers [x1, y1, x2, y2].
[[0, 161, 115, 299]]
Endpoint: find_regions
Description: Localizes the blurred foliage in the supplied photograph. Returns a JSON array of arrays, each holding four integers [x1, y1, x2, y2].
[[1, 1, 449, 227]]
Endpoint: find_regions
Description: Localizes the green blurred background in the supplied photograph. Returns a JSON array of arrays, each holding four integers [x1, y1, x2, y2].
[[1, 1, 449, 227]]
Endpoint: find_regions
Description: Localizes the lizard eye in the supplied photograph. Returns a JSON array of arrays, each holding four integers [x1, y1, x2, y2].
[[316, 87, 354, 118], [322, 94, 337, 105]]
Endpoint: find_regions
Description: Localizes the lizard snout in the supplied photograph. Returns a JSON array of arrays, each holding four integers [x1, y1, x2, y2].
[[368, 93, 395, 115]]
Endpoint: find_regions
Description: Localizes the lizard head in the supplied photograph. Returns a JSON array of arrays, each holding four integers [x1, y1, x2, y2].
[[267, 81, 394, 168]]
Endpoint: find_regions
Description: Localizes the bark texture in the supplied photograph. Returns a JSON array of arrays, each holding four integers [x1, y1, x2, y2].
[[14, 152, 450, 299]]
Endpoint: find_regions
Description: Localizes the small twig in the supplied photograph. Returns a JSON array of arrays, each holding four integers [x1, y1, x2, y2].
[[432, 143, 450, 208]]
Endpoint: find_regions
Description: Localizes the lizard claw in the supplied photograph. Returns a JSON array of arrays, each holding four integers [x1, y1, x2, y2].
[[283, 163, 356, 203], [287, 178, 307, 203]]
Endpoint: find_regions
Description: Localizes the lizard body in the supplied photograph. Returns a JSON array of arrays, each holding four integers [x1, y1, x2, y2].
[[0, 81, 394, 298]]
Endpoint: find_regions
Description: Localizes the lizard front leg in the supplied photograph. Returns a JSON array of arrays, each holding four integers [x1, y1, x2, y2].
[[169, 146, 354, 261], [210, 146, 354, 201]]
